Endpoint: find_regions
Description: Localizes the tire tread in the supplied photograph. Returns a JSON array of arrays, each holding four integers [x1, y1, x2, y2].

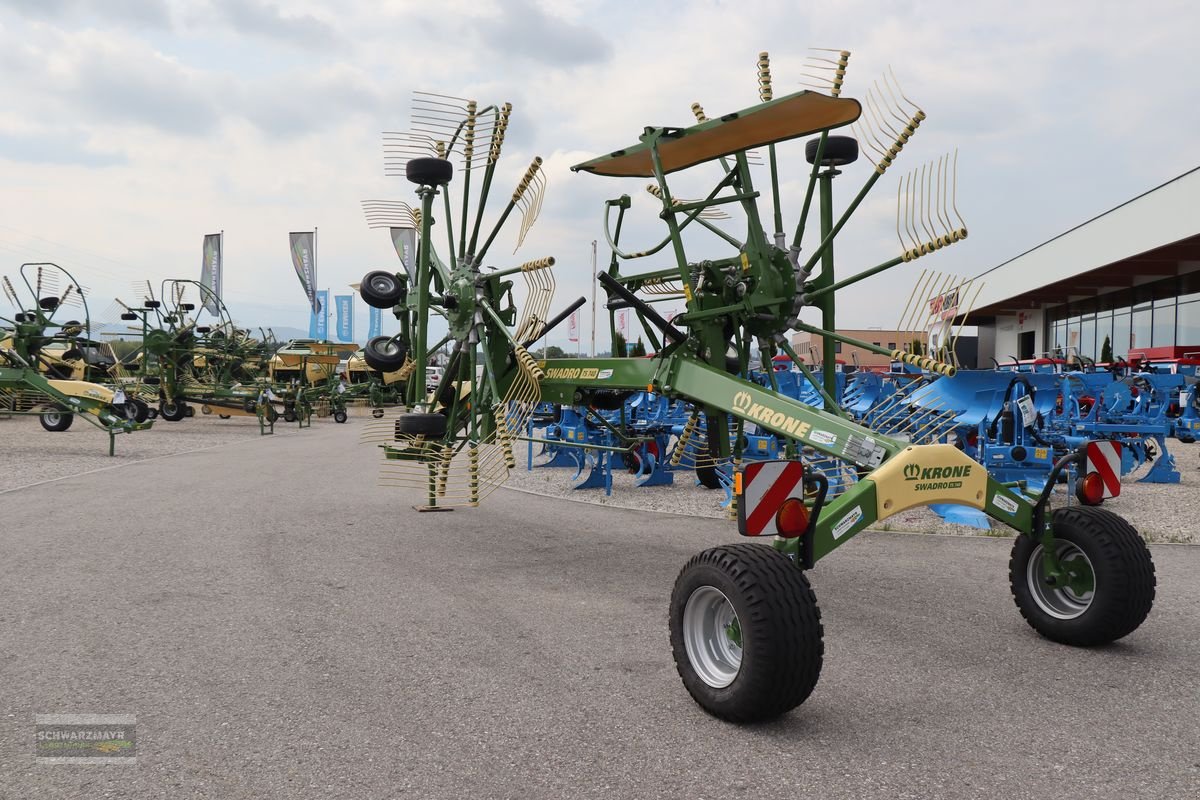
[[1009, 506, 1155, 646], [670, 543, 823, 722]]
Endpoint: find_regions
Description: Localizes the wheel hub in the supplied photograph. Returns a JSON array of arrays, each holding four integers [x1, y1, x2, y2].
[[1029, 541, 1095, 619], [682, 586, 743, 688]]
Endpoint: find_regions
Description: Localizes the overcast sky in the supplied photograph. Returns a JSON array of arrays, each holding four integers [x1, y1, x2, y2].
[[1, 0, 1197, 346]]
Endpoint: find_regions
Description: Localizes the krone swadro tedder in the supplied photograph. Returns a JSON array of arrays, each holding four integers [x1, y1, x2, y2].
[[359, 55, 1155, 722], [1, 263, 153, 454]]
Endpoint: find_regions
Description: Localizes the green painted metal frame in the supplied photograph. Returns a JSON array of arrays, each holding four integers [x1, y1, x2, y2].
[[368, 80, 1082, 587], [1, 262, 154, 454]]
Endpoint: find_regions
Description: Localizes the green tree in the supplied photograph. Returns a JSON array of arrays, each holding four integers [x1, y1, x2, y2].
[[539, 345, 566, 359], [1100, 335, 1113, 363], [612, 332, 627, 357], [629, 337, 647, 357]]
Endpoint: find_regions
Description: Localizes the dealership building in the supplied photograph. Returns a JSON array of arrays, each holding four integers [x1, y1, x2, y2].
[[968, 166, 1200, 365]]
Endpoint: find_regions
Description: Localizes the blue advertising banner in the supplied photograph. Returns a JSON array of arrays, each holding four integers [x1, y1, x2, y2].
[[308, 289, 329, 340], [368, 306, 382, 339], [335, 295, 353, 342]]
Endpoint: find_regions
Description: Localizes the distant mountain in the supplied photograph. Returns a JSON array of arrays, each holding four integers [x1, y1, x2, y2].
[[262, 325, 310, 342]]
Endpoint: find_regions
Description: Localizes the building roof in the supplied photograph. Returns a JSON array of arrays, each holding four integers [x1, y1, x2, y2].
[[970, 166, 1200, 317]]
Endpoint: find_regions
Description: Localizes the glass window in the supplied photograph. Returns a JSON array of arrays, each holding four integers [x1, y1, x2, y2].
[[1131, 307, 1152, 352], [1180, 271, 1200, 304], [887, 342, 896, 350], [1113, 312, 1131, 359], [1079, 316, 1096, 360], [1152, 300, 1176, 348], [834, 341, 842, 354], [1095, 311, 1112, 356], [1065, 316, 1081, 356], [1178, 301, 1200, 354]]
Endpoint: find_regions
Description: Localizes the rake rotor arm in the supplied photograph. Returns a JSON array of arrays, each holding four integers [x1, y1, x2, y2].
[[519, 296, 586, 351], [803, 254, 906, 301], [789, 133, 829, 262], [791, 321, 957, 377], [775, 338, 850, 420], [801, 171, 883, 275], [597, 271, 686, 346], [602, 169, 740, 261]]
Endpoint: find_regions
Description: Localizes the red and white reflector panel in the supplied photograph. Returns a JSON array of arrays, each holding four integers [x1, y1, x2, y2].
[[1085, 440, 1122, 499], [738, 460, 807, 537]]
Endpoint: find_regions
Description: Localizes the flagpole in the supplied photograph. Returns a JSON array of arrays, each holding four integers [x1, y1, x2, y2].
[[314, 225, 321, 340], [590, 239, 597, 357]]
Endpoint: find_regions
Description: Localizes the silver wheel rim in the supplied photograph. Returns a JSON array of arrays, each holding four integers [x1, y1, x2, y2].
[[43, 411, 61, 425], [682, 586, 742, 688], [1027, 541, 1095, 620]]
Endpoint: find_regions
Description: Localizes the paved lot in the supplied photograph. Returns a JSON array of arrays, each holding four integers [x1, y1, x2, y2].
[[1, 422, 1197, 799]]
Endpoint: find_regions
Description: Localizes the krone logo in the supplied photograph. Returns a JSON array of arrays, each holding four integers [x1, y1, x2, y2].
[[733, 391, 753, 412], [904, 461, 974, 486]]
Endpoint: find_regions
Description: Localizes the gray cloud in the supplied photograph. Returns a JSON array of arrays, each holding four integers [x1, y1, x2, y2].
[[0, 0, 172, 27], [471, 0, 610, 67], [71, 48, 222, 135], [0, 20, 379, 140], [0, 26, 221, 136], [0, 129, 127, 168], [235, 66, 383, 138], [209, 0, 341, 48]]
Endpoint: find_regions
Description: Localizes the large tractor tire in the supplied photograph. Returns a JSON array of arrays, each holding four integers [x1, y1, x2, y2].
[[805, 135, 859, 167], [394, 412, 447, 438], [363, 336, 408, 373], [359, 271, 405, 309], [696, 465, 722, 489], [40, 408, 74, 432], [159, 400, 188, 422], [669, 544, 824, 723], [1009, 506, 1155, 646], [406, 156, 453, 187]]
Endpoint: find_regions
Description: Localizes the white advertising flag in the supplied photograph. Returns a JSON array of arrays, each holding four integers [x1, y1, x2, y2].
[[568, 309, 579, 343]]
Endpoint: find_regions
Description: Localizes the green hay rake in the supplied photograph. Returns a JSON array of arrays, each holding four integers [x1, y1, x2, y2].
[[0, 263, 152, 454], [111, 279, 280, 430], [359, 54, 1156, 722]]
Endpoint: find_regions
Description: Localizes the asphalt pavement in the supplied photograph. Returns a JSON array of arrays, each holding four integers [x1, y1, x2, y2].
[[1, 422, 1197, 799]]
